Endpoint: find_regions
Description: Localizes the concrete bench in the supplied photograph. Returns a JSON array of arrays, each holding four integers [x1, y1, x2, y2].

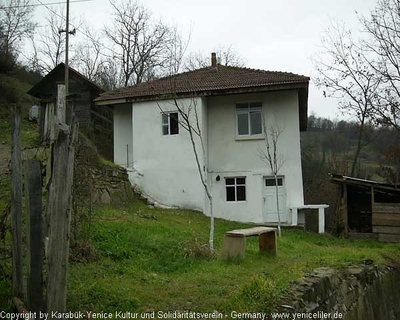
[[221, 226, 277, 260], [290, 204, 329, 234]]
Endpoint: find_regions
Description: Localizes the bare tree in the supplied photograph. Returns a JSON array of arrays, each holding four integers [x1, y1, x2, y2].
[[165, 25, 190, 75], [105, 0, 171, 87], [360, 0, 400, 131], [312, 21, 380, 176], [258, 117, 285, 237], [184, 45, 245, 70], [95, 58, 120, 90], [74, 27, 105, 81], [158, 97, 215, 253], [0, 0, 36, 57]]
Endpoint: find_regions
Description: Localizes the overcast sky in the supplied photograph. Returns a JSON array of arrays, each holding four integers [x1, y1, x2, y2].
[[32, 0, 379, 120]]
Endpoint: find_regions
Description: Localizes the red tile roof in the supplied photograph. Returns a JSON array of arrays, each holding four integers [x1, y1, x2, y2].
[[95, 65, 309, 102]]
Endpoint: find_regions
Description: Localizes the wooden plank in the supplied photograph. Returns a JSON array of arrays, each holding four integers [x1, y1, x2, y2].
[[373, 218, 400, 227], [57, 84, 66, 123], [373, 226, 400, 235], [46, 119, 78, 318], [372, 213, 400, 227], [372, 203, 400, 213], [11, 104, 24, 298], [373, 213, 400, 220], [90, 109, 112, 124], [378, 233, 400, 243], [25, 160, 44, 312]]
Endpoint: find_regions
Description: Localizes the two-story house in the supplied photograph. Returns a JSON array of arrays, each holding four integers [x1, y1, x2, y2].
[[95, 53, 309, 225]]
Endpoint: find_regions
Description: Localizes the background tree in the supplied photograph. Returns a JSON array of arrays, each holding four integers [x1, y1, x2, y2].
[[0, 0, 35, 71], [184, 45, 245, 70], [360, 0, 400, 131], [258, 117, 285, 237], [312, 21, 380, 176], [105, 0, 171, 87], [74, 27, 105, 81]]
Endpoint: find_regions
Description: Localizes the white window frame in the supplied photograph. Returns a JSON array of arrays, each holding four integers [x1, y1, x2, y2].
[[236, 102, 263, 137], [225, 177, 246, 202], [162, 111, 179, 136]]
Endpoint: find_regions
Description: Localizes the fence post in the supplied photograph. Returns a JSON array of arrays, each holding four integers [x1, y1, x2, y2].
[[11, 104, 24, 298], [25, 159, 44, 311], [46, 119, 78, 318]]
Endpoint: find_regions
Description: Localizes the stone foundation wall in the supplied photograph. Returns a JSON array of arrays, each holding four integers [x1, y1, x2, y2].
[[283, 262, 400, 320], [86, 165, 135, 205]]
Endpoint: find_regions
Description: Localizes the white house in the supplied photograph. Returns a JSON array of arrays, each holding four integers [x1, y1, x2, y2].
[[95, 54, 309, 225]]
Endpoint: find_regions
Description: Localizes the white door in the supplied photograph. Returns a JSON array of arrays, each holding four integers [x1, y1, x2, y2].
[[263, 177, 287, 223]]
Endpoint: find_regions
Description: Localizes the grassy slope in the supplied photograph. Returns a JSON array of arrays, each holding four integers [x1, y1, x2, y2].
[[66, 199, 400, 314]]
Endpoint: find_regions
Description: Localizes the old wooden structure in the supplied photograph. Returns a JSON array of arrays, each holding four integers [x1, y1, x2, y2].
[[27, 63, 113, 158], [330, 173, 400, 242]]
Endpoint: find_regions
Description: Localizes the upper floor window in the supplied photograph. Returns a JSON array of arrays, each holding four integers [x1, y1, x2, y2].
[[236, 102, 262, 136], [162, 112, 179, 135]]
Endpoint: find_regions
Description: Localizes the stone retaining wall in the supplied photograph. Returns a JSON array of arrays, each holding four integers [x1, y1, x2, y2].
[[283, 262, 400, 319]]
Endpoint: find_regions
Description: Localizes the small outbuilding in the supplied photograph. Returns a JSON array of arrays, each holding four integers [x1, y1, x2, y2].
[[330, 173, 400, 242], [28, 63, 113, 158]]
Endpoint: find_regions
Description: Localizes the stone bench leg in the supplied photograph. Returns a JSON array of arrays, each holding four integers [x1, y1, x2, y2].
[[222, 235, 246, 260], [259, 231, 277, 256]]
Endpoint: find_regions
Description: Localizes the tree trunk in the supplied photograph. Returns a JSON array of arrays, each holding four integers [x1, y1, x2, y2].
[[274, 175, 282, 237]]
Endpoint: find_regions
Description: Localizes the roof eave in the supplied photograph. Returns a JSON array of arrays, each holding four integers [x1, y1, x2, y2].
[[96, 81, 309, 105]]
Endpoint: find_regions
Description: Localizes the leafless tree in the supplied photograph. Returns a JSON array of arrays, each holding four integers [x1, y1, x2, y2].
[[312, 21, 380, 176], [258, 117, 285, 237], [184, 45, 245, 70], [158, 97, 215, 253], [165, 25, 191, 75], [360, 0, 400, 131], [74, 27, 105, 81], [105, 0, 171, 87], [95, 58, 120, 90], [0, 0, 36, 57]]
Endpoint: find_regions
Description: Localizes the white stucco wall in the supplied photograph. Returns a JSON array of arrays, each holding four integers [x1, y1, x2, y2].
[[112, 91, 305, 224], [207, 91, 304, 224], [113, 104, 133, 167], [129, 98, 206, 211]]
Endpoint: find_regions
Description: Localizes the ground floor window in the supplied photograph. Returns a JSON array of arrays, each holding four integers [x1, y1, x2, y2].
[[225, 177, 246, 202]]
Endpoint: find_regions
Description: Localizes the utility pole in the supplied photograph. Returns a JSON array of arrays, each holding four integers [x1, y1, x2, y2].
[[59, 0, 75, 123], [65, 0, 70, 99]]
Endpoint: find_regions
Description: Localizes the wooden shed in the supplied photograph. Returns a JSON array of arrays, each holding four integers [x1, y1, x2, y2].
[[330, 173, 400, 242], [27, 63, 113, 158]]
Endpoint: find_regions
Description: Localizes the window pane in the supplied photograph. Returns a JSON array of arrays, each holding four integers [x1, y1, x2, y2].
[[250, 111, 262, 135], [162, 125, 169, 135], [226, 178, 235, 185], [237, 113, 249, 135], [250, 102, 262, 109], [226, 186, 236, 201], [236, 177, 245, 185], [162, 113, 168, 125], [237, 186, 246, 201], [265, 179, 275, 187], [170, 112, 179, 135], [265, 178, 283, 186], [236, 103, 248, 110]]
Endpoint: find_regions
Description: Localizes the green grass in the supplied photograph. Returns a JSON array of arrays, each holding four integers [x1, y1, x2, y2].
[[1, 196, 400, 313], [61, 199, 400, 314]]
